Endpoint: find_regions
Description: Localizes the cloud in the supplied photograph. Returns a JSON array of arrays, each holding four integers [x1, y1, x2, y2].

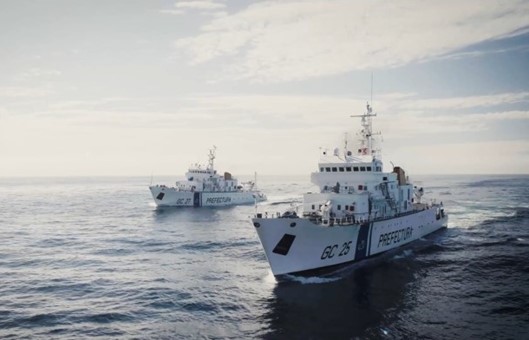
[[21, 92, 528, 142], [159, 9, 185, 15], [30, 94, 364, 131], [391, 140, 529, 174], [377, 110, 529, 138], [174, 1, 225, 10], [0, 86, 53, 98], [430, 44, 529, 62], [175, 0, 529, 82], [398, 92, 529, 110], [3, 91, 527, 176], [371, 92, 529, 137], [14, 68, 62, 81], [160, 1, 225, 16]]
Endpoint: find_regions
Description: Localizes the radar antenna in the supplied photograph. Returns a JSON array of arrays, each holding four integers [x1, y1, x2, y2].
[[370, 72, 373, 108], [207, 146, 217, 170], [350, 102, 378, 156], [349, 74, 381, 158], [343, 132, 349, 158]]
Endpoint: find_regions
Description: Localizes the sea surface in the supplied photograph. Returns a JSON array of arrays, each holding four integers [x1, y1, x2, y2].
[[0, 174, 528, 339]]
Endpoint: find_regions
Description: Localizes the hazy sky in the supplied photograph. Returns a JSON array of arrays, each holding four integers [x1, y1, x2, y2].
[[1, 0, 529, 177]]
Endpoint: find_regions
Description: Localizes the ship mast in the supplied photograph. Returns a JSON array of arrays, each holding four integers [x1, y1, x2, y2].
[[207, 146, 217, 170], [350, 103, 378, 157], [349, 74, 381, 158]]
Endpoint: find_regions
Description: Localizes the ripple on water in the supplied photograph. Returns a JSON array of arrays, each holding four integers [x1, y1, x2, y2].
[[1, 175, 528, 339]]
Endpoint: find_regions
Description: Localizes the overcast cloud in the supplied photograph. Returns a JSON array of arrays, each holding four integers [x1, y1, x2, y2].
[[0, 0, 528, 176]]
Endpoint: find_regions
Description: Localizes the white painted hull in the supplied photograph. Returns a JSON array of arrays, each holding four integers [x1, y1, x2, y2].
[[251, 208, 447, 276], [150, 186, 266, 207]]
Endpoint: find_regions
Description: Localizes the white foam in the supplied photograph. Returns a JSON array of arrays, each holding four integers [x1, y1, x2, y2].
[[283, 274, 341, 285], [393, 249, 413, 259]]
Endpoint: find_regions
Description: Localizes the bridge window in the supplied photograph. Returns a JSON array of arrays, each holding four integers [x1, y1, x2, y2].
[[353, 167, 359, 172], [367, 166, 372, 171], [346, 167, 351, 171], [383, 176, 387, 181], [332, 167, 337, 172], [345, 205, 349, 210], [360, 166, 366, 171], [320, 167, 324, 172], [337, 205, 341, 210], [312, 204, 315, 210], [339, 167, 344, 172], [326, 167, 331, 172]]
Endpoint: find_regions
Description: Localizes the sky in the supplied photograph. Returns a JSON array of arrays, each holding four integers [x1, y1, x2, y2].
[[1, 0, 529, 177]]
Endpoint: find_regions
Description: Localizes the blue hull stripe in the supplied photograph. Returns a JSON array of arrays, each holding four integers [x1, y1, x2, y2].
[[193, 192, 201, 207], [355, 222, 371, 261]]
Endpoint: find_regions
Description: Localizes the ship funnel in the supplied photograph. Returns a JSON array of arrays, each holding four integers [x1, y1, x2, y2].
[[393, 166, 407, 185]]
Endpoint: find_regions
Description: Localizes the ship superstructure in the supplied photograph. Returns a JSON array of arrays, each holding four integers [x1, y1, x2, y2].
[[251, 103, 447, 277], [150, 147, 266, 207]]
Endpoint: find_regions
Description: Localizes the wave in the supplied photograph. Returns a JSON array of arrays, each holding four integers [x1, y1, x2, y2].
[[265, 198, 302, 206], [425, 185, 451, 190], [180, 241, 225, 252], [466, 176, 529, 188], [268, 200, 298, 206], [392, 249, 414, 260], [84, 312, 134, 323], [481, 207, 529, 225], [179, 239, 259, 254], [280, 274, 341, 285]]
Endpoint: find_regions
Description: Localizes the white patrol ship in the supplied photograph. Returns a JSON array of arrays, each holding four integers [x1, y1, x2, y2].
[[150, 147, 266, 207], [251, 103, 447, 277]]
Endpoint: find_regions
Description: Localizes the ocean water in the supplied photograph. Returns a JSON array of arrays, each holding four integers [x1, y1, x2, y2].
[[0, 174, 528, 339]]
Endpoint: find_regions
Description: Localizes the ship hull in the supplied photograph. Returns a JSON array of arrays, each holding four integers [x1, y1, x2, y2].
[[149, 186, 265, 207], [251, 208, 447, 276]]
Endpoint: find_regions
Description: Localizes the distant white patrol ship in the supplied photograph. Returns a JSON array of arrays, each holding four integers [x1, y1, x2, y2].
[[251, 102, 447, 277], [150, 147, 266, 207]]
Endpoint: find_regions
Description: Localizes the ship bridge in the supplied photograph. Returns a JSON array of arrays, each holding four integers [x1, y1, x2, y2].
[[311, 163, 397, 194]]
